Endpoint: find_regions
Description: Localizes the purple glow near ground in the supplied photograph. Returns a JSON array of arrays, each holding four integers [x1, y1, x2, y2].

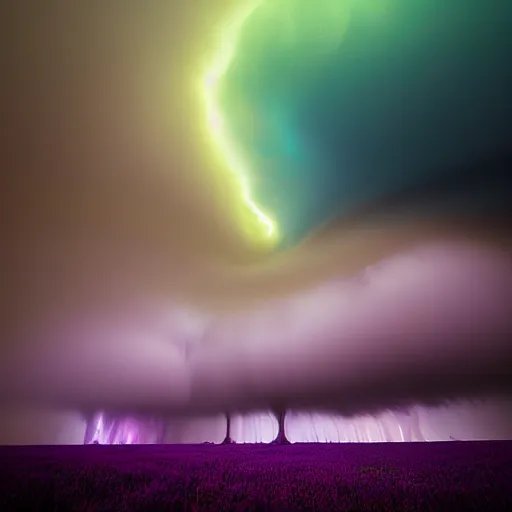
[[82, 398, 512, 446], [1, 442, 511, 511], [85, 409, 420, 445]]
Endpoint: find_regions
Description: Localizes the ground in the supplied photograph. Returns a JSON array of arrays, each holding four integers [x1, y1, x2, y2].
[[1, 441, 511, 511]]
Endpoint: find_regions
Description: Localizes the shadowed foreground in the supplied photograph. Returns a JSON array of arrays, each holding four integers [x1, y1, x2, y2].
[[1, 442, 511, 511]]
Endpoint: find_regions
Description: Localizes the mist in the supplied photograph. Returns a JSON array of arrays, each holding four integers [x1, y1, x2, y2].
[[0, 1, 511, 443]]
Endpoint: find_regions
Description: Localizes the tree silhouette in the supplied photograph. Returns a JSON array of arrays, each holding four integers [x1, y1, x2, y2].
[[272, 409, 291, 445], [222, 412, 235, 444]]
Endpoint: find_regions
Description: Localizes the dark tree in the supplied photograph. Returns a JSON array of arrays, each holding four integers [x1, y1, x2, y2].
[[272, 409, 290, 445], [222, 412, 235, 444]]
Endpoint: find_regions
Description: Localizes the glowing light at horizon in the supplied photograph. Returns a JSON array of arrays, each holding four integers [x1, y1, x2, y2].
[[88, 413, 141, 445]]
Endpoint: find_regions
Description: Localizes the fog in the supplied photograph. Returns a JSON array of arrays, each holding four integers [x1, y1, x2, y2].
[[0, 1, 511, 444]]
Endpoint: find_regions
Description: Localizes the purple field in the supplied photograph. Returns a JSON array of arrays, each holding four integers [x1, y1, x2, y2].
[[1, 441, 511, 511]]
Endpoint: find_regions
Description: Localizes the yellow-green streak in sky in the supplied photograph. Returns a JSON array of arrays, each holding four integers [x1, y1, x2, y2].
[[201, 0, 279, 248]]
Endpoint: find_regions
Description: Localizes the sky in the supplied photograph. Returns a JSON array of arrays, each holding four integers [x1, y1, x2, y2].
[[0, 0, 511, 433]]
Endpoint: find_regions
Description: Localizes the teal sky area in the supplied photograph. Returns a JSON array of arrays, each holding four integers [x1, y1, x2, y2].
[[219, 0, 512, 247]]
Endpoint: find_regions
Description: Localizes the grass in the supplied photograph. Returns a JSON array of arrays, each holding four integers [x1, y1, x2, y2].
[[1, 441, 511, 511]]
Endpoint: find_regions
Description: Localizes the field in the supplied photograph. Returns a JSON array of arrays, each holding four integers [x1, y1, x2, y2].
[[1, 441, 511, 511]]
